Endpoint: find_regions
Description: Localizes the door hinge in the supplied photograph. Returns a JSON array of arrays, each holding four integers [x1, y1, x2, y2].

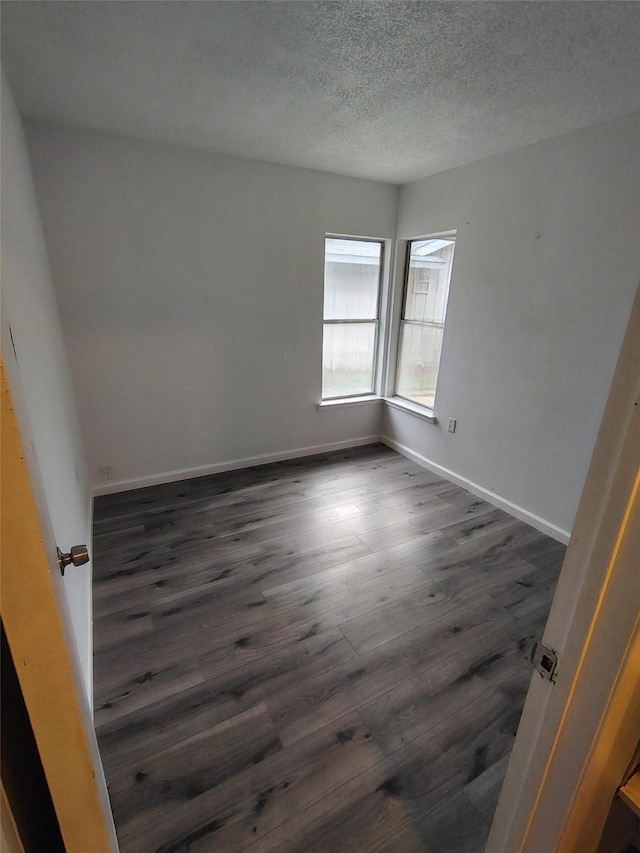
[[530, 641, 558, 683]]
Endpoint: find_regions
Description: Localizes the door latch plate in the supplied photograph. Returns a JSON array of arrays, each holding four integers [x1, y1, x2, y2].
[[530, 641, 558, 682]]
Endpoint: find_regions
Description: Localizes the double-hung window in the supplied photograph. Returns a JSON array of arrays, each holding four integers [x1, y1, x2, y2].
[[395, 234, 456, 410], [322, 237, 384, 400]]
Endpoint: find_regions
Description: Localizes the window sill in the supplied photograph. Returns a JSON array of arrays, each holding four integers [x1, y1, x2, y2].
[[383, 397, 437, 424], [318, 395, 381, 410]]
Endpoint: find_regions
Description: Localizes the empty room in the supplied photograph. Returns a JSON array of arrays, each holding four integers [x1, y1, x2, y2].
[[2, 2, 639, 852]]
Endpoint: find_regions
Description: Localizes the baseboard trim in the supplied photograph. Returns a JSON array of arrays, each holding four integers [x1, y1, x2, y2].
[[467, 481, 570, 545], [381, 435, 570, 545], [92, 435, 381, 496], [92, 432, 570, 544], [381, 436, 471, 491]]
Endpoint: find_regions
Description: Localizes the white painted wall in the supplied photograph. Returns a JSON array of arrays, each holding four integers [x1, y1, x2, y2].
[[21, 112, 640, 537], [384, 112, 640, 536], [25, 122, 398, 490], [1, 73, 93, 700]]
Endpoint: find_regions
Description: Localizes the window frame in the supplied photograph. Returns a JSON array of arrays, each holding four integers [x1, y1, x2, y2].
[[392, 231, 457, 413], [321, 235, 386, 401]]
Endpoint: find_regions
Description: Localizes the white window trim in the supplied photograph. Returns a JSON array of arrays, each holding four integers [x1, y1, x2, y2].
[[383, 396, 437, 423], [384, 230, 456, 414], [318, 394, 438, 424], [380, 238, 408, 399], [317, 394, 437, 426], [321, 235, 390, 403], [317, 395, 381, 410], [318, 230, 454, 425]]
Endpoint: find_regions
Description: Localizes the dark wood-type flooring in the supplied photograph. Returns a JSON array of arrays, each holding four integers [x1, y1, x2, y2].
[[92, 444, 565, 853]]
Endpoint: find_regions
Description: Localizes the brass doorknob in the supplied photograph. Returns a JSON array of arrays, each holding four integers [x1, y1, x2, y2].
[[57, 545, 89, 576]]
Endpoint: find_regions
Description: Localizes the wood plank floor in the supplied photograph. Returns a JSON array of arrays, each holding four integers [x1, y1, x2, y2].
[[92, 444, 565, 853]]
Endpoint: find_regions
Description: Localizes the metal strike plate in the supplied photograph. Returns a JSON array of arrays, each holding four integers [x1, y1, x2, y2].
[[530, 641, 558, 682]]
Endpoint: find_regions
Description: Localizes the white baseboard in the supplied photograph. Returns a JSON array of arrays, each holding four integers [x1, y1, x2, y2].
[[381, 435, 570, 545], [467, 481, 570, 545], [92, 432, 570, 545], [92, 435, 381, 496], [381, 436, 471, 491]]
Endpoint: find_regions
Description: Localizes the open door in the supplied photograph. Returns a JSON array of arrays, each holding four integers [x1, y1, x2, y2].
[[488, 283, 640, 852], [1, 359, 118, 851]]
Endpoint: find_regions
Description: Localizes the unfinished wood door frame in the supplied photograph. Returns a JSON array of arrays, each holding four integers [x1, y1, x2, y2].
[[487, 282, 640, 852], [1, 359, 118, 851]]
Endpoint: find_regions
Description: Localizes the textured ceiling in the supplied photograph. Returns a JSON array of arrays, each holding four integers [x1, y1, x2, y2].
[[2, 1, 640, 183]]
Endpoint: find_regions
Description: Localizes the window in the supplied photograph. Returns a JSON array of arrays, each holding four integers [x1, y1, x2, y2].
[[322, 237, 384, 399], [395, 235, 456, 410]]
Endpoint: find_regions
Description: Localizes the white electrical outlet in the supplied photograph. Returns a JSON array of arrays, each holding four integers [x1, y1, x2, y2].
[[447, 418, 457, 434], [99, 466, 114, 482]]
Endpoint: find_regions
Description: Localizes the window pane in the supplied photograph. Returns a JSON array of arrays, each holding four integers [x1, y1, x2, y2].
[[404, 238, 455, 323], [396, 323, 444, 409], [324, 238, 381, 320], [322, 323, 376, 398]]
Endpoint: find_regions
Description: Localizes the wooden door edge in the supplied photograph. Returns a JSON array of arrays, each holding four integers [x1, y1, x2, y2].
[[487, 282, 640, 853], [554, 494, 640, 850], [1, 361, 118, 852]]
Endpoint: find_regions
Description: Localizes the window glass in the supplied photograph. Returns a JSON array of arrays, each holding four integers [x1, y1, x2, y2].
[[323, 239, 381, 320], [396, 323, 444, 409], [395, 235, 455, 410], [322, 323, 376, 398], [322, 237, 383, 400]]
